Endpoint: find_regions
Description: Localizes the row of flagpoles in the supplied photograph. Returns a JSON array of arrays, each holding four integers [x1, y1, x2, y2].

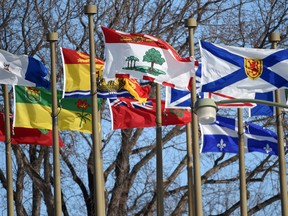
[[2, 4, 288, 216]]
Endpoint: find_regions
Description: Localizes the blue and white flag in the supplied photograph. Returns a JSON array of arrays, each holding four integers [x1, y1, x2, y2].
[[165, 64, 256, 109], [200, 115, 279, 155], [200, 40, 288, 93], [0, 49, 50, 88]]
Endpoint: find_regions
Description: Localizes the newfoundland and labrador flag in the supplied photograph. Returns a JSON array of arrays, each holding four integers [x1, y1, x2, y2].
[[0, 49, 50, 88], [101, 26, 195, 90], [109, 97, 191, 130], [61, 47, 150, 103], [13, 86, 101, 134], [0, 112, 64, 147], [200, 40, 288, 93], [200, 115, 279, 155]]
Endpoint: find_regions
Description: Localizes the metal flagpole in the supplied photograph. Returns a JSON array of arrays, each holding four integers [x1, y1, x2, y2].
[[184, 17, 197, 216], [3, 84, 14, 216], [237, 108, 247, 216], [47, 32, 62, 216], [269, 32, 288, 216], [185, 17, 203, 216], [84, 5, 106, 216], [156, 83, 164, 216]]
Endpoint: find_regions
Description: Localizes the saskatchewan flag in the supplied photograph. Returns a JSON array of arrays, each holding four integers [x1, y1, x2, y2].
[[13, 86, 100, 133]]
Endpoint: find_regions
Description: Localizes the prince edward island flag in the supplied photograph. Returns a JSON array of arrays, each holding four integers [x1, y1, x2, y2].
[[200, 40, 288, 93]]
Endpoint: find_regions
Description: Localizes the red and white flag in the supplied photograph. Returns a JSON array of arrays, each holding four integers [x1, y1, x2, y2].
[[101, 26, 195, 90], [109, 97, 191, 130]]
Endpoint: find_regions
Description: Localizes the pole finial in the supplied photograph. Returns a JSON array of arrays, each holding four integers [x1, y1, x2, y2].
[[269, 32, 280, 42], [47, 32, 58, 42], [185, 18, 197, 28], [84, 4, 97, 15]]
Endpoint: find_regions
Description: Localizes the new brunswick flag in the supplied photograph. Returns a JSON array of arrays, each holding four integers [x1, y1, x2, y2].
[[13, 86, 100, 134]]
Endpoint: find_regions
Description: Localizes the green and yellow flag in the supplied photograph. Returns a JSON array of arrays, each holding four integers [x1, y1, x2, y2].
[[14, 86, 100, 133]]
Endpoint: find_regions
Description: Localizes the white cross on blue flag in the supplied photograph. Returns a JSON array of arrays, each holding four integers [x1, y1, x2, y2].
[[200, 40, 288, 93], [200, 115, 280, 155]]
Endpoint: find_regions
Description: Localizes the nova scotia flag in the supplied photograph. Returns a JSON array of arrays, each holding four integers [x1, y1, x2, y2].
[[200, 115, 280, 155], [200, 40, 288, 93]]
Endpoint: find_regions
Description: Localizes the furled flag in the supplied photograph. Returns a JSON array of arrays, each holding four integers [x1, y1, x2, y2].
[[0, 112, 64, 147], [13, 86, 102, 134], [109, 97, 191, 130], [249, 89, 287, 116], [200, 115, 279, 155], [200, 40, 288, 93], [61, 47, 150, 102], [101, 26, 195, 90], [0, 49, 50, 87]]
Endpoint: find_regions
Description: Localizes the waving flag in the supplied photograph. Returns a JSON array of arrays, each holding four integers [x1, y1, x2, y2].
[[0, 49, 50, 87], [200, 40, 288, 93], [109, 97, 191, 130], [101, 26, 195, 90], [200, 115, 279, 155], [61, 47, 150, 102], [14, 86, 102, 134], [0, 113, 64, 147], [165, 64, 256, 109]]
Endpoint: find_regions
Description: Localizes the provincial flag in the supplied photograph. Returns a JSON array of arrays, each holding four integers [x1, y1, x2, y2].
[[0, 49, 50, 87], [165, 64, 256, 109], [200, 115, 279, 155], [61, 47, 150, 102], [101, 26, 195, 90], [13, 86, 102, 134], [108, 97, 191, 130], [200, 40, 288, 93], [0, 112, 64, 147]]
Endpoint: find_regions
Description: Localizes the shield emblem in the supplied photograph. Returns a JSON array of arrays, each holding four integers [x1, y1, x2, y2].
[[244, 58, 263, 80]]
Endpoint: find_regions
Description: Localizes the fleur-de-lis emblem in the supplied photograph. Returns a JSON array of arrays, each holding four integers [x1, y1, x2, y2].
[[217, 139, 226, 151], [264, 144, 272, 154], [75, 99, 91, 127]]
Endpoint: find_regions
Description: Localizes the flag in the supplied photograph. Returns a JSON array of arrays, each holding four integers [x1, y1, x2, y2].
[[200, 115, 279, 155], [61, 47, 150, 102], [101, 26, 195, 90], [0, 49, 50, 87], [249, 89, 288, 116], [109, 97, 191, 130], [13, 86, 101, 134], [165, 64, 256, 109], [200, 40, 288, 93], [0, 112, 64, 147]]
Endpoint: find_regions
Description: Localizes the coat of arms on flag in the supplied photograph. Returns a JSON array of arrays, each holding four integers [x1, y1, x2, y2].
[[101, 26, 195, 90]]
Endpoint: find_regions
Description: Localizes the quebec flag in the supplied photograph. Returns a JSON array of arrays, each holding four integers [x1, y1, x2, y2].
[[200, 115, 280, 155], [0, 49, 50, 88], [200, 40, 288, 93]]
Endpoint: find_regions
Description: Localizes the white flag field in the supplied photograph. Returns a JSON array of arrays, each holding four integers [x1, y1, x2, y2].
[[101, 26, 195, 90]]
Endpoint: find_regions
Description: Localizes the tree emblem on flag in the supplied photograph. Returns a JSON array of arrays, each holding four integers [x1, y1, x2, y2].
[[244, 58, 263, 80], [75, 99, 91, 127], [122, 48, 166, 76], [25, 87, 41, 102]]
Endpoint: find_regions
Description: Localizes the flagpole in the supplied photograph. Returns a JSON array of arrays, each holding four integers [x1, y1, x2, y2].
[[47, 32, 62, 216], [84, 5, 106, 216], [185, 18, 197, 216], [237, 108, 247, 216], [156, 83, 164, 216], [3, 84, 14, 216], [269, 32, 288, 216]]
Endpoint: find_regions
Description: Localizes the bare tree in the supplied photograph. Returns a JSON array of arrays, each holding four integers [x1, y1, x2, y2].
[[0, 0, 287, 215]]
